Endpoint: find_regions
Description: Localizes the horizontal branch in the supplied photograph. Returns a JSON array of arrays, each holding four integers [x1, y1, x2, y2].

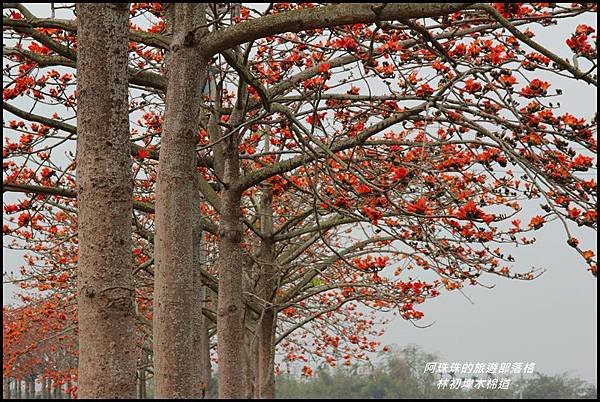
[[2, 181, 153, 213], [201, 3, 471, 55]]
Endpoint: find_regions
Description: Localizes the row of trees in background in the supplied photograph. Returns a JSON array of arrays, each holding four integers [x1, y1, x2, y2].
[[275, 345, 598, 399], [3, 303, 76, 399], [3, 376, 70, 400], [3, 2, 597, 399], [3, 343, 595, 399]]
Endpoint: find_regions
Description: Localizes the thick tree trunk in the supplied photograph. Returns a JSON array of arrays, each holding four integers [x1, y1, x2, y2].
[[216, 50, 249, 399], [153, 4, 209, 398], [15, 379, 21, 399], [257, 310, 276, 399], [216, 186, 245, 399], [75, 4, 136, 399], [242, 301, 258, 399], [257, 185, 277, 399], [243, 221, 258, 399], [191, 224, 203, 397], [200, 14, 249, 396]]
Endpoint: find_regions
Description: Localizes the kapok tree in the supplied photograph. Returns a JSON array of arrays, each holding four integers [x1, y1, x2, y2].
[[2, 299, 77, 399], [3, 2, 597, 399]]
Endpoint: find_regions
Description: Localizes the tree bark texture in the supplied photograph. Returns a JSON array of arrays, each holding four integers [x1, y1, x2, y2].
[[242, 283, 258, 400], [216, 80, 248, 398], [75, 3, 136, 399], [217, 186, 246, 399], [152, 3, 209, 398], [257, 185, 277, 399]]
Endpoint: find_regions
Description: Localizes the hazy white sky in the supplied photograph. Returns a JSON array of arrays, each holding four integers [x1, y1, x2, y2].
[[3, 3, 597, 384]]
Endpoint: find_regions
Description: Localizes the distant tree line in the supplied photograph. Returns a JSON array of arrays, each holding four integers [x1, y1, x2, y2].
[[273, 345, 597, 399]]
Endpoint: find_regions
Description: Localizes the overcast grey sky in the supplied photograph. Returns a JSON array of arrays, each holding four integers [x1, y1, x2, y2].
[[3, 3, 597, 384]]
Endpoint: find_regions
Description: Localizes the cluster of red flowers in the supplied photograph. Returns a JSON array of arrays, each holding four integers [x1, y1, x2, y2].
[[566, 24, 596, 58]]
